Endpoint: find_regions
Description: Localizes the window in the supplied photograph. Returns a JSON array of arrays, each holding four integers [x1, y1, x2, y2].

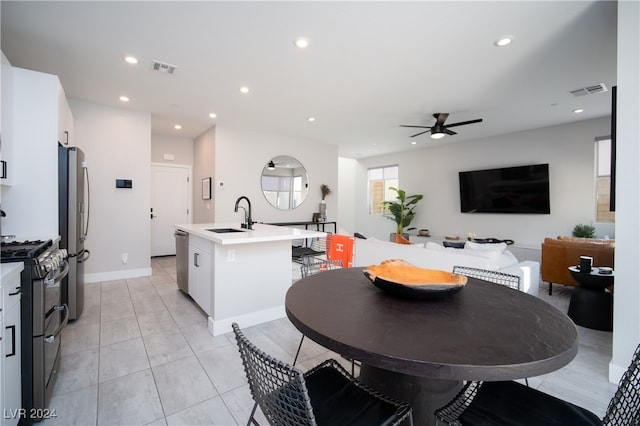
[[595, 137, 615, 223], [368, 165, 399, 214]]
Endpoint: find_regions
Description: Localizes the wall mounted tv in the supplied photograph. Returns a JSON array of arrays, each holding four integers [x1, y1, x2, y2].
[[459, 164, 550, 214]]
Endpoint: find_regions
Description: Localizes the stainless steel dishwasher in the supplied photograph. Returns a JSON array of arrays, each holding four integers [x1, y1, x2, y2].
[[174, 229, 189, 293]]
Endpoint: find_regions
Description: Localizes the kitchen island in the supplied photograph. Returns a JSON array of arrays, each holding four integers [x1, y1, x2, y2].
[[174, 223, 325, 335]]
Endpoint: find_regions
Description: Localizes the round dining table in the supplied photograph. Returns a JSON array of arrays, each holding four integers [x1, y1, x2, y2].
[[285, 267, 578, 425]]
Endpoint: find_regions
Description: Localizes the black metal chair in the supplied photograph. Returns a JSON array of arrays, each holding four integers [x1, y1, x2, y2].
[[452, 265, 521, 291], [232, 322, 413, 426], [452, 266, 527, 387], [299, 258, 343, 278], [292, 235, 329, 265], [295, 259, 360, 375], [434, 342, 640, 425]]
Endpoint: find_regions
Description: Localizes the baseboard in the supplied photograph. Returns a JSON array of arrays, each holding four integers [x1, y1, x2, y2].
[[207, 305, 286, 336], [85, 267, 152, 283], [609, 360, 626, 384]]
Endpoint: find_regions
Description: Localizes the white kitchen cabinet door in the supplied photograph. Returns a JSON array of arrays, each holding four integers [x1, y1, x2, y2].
[[1, 270, 21, 426], [188, 241, 212, 316]]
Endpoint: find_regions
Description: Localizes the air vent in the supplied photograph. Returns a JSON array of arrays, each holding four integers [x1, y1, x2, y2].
[[151, 60, 178, 74], [570, 83, 608, 97]]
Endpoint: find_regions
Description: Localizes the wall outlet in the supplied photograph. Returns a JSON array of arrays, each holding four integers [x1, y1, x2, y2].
[[227, 249, 236, 262], [122, 252, 128, 264]]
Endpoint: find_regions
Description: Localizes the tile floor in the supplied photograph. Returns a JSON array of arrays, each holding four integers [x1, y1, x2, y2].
[[42, 257, 618, 425]]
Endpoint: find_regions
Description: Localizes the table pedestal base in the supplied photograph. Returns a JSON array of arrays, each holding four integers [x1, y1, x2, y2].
[[567, 287, 613, 331], [359, 364, 462, 426]]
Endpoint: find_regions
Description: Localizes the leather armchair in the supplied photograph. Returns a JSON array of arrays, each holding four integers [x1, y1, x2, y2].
[[541, 236, 614, 294]]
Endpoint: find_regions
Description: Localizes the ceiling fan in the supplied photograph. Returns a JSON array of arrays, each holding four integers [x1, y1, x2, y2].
[[400, 113, 483, 139]]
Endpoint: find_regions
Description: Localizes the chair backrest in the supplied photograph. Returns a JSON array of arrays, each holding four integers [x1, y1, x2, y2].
[[452, 265, 520, 290], [309, 235, 328, 253], [300, 259, 343, 278], [232, 323, 317, 426], [602, 343, 640, 425]]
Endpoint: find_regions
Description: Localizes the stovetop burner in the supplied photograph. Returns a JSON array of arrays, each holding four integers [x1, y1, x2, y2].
[[1, 239, 53, 262]]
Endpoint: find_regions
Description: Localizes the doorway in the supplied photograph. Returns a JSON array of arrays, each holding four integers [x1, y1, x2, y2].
[[151, 163, 192, 256]]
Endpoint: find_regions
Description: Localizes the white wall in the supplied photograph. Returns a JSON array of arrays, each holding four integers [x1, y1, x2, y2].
[[193, 127, 216, 223], [337, 157, 357, 234], [69, 99, 152, 282], [151, 134, 194, 165], [610, 0, 640, 382], [212, 126, 339, 225], [351, 117, 612, 246]]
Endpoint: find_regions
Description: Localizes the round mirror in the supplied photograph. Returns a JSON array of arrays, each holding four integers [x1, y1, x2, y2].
[[261, 155, 309, 210]]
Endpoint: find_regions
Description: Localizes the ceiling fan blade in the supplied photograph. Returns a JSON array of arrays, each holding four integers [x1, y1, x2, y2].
[[410, 130, 431, 138], [445, 129, 457, 135], [399, 125, 432, 129], [433, 113, 449, 126], [445, 118, 483, 128]]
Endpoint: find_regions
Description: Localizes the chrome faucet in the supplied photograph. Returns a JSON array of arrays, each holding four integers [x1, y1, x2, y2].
[[234, 196, 253, 230]]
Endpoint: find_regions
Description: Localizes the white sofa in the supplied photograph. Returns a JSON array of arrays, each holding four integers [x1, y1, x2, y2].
[[353, 238, 539, 296]]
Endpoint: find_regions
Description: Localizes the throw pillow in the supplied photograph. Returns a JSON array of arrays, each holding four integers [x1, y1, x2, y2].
[[496, 250, 519, 269], [443, 241, 466, 249], [464, 241, 507, 252]]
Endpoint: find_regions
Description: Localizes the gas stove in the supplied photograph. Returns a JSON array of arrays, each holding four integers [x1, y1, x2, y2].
[[3, 239, 71, 424], [1, 239, 68, 277], [1, 239, 53, 261]]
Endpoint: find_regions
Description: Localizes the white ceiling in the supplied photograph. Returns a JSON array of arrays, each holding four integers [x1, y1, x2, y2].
[[1, 1, 617, 159]]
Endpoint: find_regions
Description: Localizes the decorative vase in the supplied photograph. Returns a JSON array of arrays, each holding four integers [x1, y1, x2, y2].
[[319, 201, 327, 221]]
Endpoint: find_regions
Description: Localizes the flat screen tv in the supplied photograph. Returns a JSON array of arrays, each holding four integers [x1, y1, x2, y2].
[[459, 164, 550, 214]]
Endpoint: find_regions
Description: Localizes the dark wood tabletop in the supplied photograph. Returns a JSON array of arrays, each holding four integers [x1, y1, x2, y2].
[[286, 267, 578, 382]]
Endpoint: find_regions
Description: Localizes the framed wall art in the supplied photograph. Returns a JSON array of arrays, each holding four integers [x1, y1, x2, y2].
[[202, 177, 212, 200]]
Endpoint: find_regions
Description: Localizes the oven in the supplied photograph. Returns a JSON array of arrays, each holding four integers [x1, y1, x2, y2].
[[1, 240, 69, 425]]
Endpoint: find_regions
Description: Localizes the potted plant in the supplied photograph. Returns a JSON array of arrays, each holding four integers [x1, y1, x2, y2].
[[382, 187, 424, 241], [572, 223, 596, 238], [319, 184, 331, 220], [320, 184, 332, 201]]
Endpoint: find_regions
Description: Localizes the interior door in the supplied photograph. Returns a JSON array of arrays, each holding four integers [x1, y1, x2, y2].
[[151, 164, 191, 256]]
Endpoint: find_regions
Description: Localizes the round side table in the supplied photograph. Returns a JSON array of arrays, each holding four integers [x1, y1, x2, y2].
[[567, 266, 614, 331]]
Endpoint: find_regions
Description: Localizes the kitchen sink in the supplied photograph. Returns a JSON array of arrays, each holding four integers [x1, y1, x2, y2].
[[206, 228, 246, 233]]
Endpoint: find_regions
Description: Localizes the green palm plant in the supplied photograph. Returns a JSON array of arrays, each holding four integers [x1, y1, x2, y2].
[[572, 223, 596, 238], [382, 187, 424, 236]]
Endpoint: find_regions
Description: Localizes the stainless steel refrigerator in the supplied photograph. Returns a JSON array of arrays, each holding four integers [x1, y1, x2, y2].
[[58, 144, 90, 320]]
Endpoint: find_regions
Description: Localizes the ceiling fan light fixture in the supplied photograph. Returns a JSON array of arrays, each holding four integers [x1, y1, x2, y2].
[[430, 132, 446, 140]]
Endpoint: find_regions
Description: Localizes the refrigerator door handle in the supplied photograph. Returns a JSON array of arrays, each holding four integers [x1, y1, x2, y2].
[[81, 165, 90, 241], [78, 249, 91, 263]]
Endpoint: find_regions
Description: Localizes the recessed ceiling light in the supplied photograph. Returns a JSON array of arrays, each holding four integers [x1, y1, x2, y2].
[[573, 108, 584, 114], [493, 36, 513, 47], [119, 96, 130, 102], [411, 141, 417, 145], [174, 124, 182, 130], [124, 56, 138, 64], [240, 86, 250, 94], [294, 38, 309, 49], [209, 113, 217, 119], [307, 117, 315, 122]]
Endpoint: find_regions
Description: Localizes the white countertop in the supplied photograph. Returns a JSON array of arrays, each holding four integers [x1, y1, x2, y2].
[[174, 223, 326, 245]]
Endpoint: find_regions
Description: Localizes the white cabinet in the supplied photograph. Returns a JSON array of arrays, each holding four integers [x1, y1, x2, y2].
[[57, 82, 74, 146], [1, 67, 72, 236], [1, 264, 23, 426], [188, 236, 212, 315], [1, 52, 15, 186]]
